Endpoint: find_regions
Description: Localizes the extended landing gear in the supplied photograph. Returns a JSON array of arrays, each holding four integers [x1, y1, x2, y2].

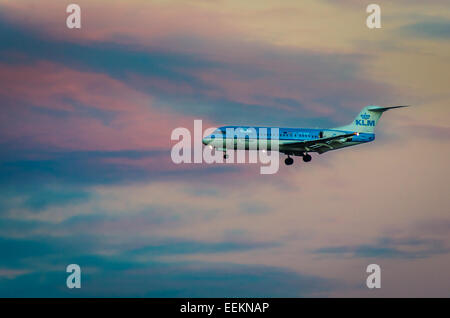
[[284, 156, 294, 166], [302, 153, 312, 162], [284, 153, 312, 166]]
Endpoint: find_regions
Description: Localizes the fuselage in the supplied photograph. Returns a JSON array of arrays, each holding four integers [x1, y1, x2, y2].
[[202, 126, 374, 155]]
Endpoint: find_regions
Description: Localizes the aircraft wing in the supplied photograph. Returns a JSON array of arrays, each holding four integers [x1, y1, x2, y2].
[[281, 132, 358, 153]]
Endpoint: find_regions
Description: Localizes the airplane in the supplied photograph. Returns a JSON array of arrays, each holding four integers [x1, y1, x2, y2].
[[202, 105, 408, 165]]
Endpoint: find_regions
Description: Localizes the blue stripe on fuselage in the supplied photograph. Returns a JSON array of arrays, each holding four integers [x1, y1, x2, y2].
[[213, 126, 374, 143], [215, 126, 320, 141]]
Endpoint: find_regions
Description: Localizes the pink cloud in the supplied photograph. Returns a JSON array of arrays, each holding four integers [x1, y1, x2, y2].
[[0, 61, 212, 151]]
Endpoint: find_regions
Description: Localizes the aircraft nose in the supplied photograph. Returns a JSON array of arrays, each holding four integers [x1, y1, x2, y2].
[[202, 136, 211, 145]]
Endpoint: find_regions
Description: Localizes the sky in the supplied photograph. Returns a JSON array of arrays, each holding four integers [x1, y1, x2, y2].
[[0, 0, 449, 297]]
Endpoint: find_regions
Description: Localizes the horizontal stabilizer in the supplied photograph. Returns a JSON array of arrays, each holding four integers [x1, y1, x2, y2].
[[368, 105, 410, 112]]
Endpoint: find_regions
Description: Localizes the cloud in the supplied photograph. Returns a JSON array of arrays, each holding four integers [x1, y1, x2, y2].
[[401, 124, 450, 141], [127, 240, 280, 256], [0, 261, 335, 297], [0, 60, 200, 152], [400, 21, 450, 39], [314, 237, 449, 259], [0, 150, 156, 189], [0, 149, 240, 196], [0, 234, 334, 297], [0, 15, 388, 128]]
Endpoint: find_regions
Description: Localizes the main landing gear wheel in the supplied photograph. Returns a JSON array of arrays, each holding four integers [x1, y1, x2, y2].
[[303, 153, 312, 162], [284, 157, 294, 166]]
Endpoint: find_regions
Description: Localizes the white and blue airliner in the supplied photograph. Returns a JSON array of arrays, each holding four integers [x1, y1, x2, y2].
[[202, 105, 408, 165]]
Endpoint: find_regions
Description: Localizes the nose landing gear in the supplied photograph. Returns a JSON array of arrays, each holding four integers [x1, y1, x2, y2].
[[284, 156, 294, 166]]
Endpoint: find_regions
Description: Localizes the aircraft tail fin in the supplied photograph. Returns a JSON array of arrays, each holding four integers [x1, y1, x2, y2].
[[336, 105, 409, 133]]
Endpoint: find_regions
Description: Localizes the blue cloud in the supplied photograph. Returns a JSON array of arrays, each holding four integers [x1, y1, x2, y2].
[[313, 237, 448, 259], [0, 234, 335, 297], [240, 202, 272, 215], [22, 189, 90, 211], [0, 262, 335, 297], [126, 240, 280, 256], [0, 148, 237, 191], [401, 21, 450, 39]]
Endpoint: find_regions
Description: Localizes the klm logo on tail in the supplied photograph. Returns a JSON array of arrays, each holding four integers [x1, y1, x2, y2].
[[334, 105, 408, 134], [355, 113, 375, 127]]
